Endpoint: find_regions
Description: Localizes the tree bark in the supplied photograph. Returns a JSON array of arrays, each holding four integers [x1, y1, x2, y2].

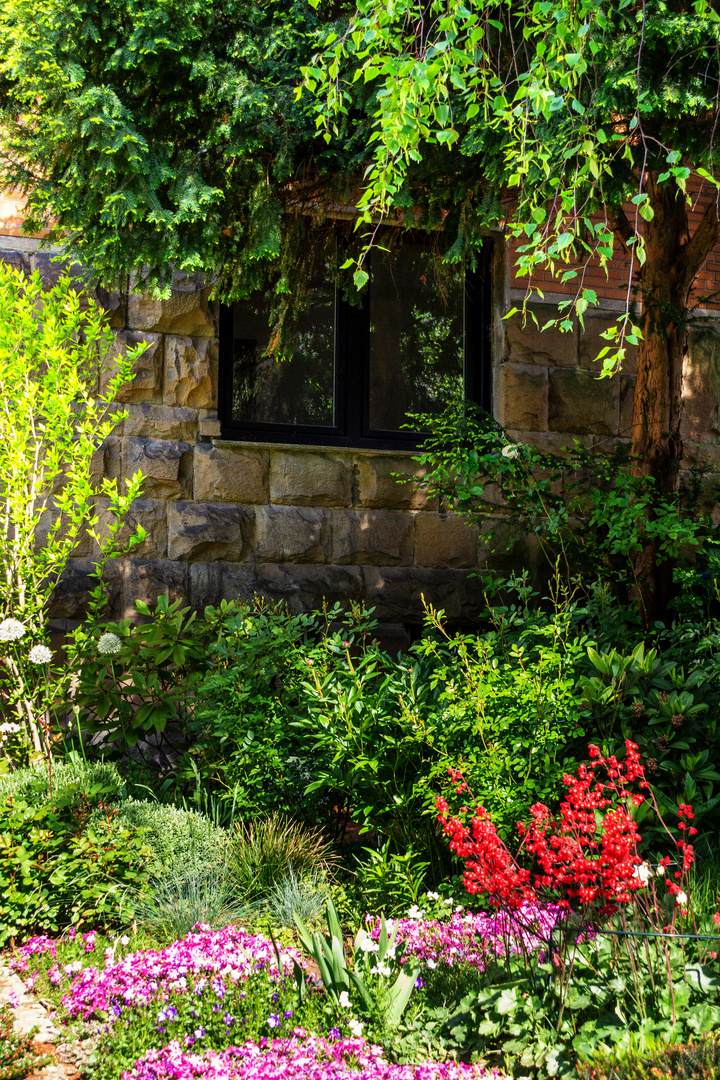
[[624, 176, 720, 617]]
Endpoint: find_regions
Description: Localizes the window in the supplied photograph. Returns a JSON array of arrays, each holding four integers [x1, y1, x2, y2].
[[218, 238, 492, 450]]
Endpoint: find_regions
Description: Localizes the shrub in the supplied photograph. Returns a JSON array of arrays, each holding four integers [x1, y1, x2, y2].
[[265, 867, 331, 928], [579, 1037, 720, 1080], [0, 1005, 52, 1080], [111, 799, 228, 870], [0, 758, 123, 806], [231, 814, 337, 903]]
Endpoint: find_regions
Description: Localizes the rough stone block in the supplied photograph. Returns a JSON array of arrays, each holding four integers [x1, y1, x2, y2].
[[505, 305, 578, 367], [270, 452, 352, 507], [194, 443, 269, 504], [330, 509, 414, 566], [0, 249, 30, 274], [120, 559, 189, 620], [168, 502, 253, 562], [255, 505, 329, 563], [123, 404, 198, 442], [361, 567, 484, 623], [356, 455, 435, 510], [96, 498, 168, 560], [188, 562, 363, 614], [498, 364, 548, 432], [31, 252, 71, 289], [49, 558, 121, 620], [122, 437, 192, 499], [548, 368, 617, 436], [94, 285, 126, 330], [127, 283, 215, 338], [579, 315, 638, 376], [163, 335, 218, 408], [414, 513, 478, 568], [103, 331, 163, 404], [682, 330, 720, 444]]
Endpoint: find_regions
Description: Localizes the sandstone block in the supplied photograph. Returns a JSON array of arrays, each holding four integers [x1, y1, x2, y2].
[[0, 249, 29, 274], [31, 252, 71, 289], [579, 315, 638, 376], [123, 404, 198, 442], [330, 509, 414, 566], [188, 562, 363, 615], [49, 558, 121, 621], [415, 513, 478, 568], [498, 364, 548, 432], [95, 498, 168, 560], [94, 285, 126, 330], [356, 455, 436, 510], [361, 567, 484, 623], [163, 335, 218, 408], [89, 435, 122, 486], [505, 305, 578, 367], [682, 330, 720, 445], [120, 559, 189, 620], [103, 330, 163, 404], [122, 437, 192, 499], [168, 502, 253, 562], [127, 284, 215, 338], [548, 368, 617, 436], [194, 443, 269, 504], [255, 505, 329, 563], [270, 452, 352, 507]]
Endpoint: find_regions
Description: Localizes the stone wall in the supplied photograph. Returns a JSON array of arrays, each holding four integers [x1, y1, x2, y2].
[[2, 232, 720, 642]]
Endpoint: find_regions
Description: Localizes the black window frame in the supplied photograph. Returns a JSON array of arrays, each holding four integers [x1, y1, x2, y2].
[[218, 240, 493, 451]]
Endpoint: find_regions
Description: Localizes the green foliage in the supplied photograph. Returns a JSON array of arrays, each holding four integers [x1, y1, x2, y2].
[[108, 799, 229, 871], [132, 857, 247, 941], [579, 1037, 720, 1080], [0, 793, 152, 944], [230, 814, 337, 905], [265, 866, 332, 929], [411, 406, 708, 600], [72, 596, 240, 761], [351, 839, 431, 917], [0, 757, 123, 805], [293, 898, 420, 1032], [0, 1005, 52, 1080], [0, 265, 145, 762]]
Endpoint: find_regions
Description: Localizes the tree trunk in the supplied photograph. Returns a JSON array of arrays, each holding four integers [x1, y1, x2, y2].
[[625, 175, 720, 618]]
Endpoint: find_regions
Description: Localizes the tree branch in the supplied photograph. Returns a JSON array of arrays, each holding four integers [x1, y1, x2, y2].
[[682, 196, 720, 290]]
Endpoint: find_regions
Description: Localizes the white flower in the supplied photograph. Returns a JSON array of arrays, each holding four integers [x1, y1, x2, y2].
[[28, 644, 52, 665], [676, 890, 688, 906], [0, 722, 19, 734], [426, 958, 437, 970], [501, 444, 520, 460], [357, 933, 379, 954], [656, 864, 666, 876], [339, 991, 351, 1008], [406, 905, 425, 920], [0, 618, 26, 642], [376, 963, 392, 977], [443, 897, 454, 906], [426, 891, 440, 902], [97, 632, 122, 656], [633, 862, 653, 885], [348, 1019, 364, 1038]]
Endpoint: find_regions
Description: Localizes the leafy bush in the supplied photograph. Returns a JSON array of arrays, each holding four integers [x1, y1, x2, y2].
[[231, 814, 337, 904], [265, 866, 331, 928], [352, 839, 431, 917], [0, 757, 123, 805], [0, 1005, 52, 1080], [579, 1037, 720, 1080], [110, 799, 228, 871], [0, 264, 146, 764]]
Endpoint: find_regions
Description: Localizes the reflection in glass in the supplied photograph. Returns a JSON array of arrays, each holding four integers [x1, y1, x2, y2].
[[368, 244, 464, 431], [231, 284, 335, 427]]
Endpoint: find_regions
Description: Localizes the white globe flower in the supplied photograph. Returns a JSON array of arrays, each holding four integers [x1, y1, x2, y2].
[[0, 618, 26, 642], [501, 444, 520, 460], [633, 861, 653, 885], [97, 632, 122, 656], [28, 644, 52, 665], [676, 890, 688, 906], [656, 863, 666, 876]]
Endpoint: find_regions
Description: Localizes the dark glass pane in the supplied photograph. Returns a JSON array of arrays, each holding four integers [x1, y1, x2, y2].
[[368, 244, 464, 432], [231, 285, 335, 427]]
